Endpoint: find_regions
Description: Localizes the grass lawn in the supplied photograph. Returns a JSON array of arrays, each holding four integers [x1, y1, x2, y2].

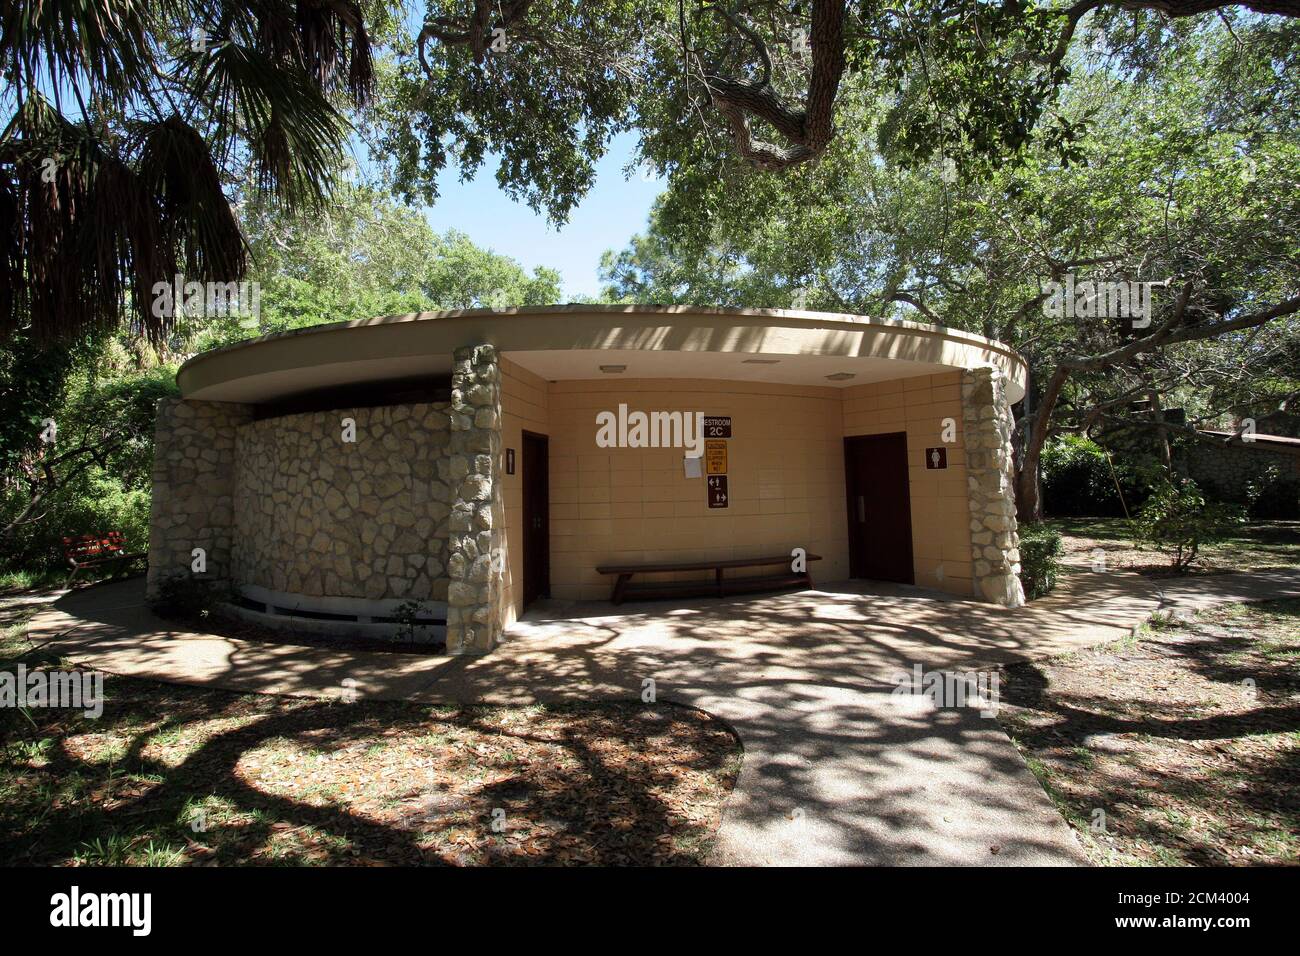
[[0, 596, 742, 867], [1050, 517, 1300, 575], [0, 568, 69, 595], [998, 599, 1300, 866]]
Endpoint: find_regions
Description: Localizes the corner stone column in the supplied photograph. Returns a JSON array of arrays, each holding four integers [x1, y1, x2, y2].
[[961, 367, 1026, 608], [147, 398, 253, 601], [445, 344, 506, 654]]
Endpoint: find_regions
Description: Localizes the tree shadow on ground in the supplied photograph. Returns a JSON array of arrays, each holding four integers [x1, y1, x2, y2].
[[0, 678, 739, 866], [997, 602, 1299, 864]]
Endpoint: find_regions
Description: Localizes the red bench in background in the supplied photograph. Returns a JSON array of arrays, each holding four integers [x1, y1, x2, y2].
[[62, 532, 146, 587]]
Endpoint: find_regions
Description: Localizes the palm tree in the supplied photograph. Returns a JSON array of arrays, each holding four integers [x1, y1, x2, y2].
[[0, 0, 375, 344]]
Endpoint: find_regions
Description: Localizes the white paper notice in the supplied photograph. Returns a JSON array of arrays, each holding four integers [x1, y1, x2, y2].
[[683, 455, 703, 478]]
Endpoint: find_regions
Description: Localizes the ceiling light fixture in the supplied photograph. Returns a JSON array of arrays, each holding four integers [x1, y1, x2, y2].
[[742, 358, 781, 365], [599, 364, 626, 373], [825, 372, 856, 381]]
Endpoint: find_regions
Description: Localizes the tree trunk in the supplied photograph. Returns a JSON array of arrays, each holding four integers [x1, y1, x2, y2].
[[1015, 366, 1071, 524], [1145, 387, 1172, 472]]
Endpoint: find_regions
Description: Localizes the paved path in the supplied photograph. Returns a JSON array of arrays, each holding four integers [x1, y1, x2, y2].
[[21, 567, 1300, 866]]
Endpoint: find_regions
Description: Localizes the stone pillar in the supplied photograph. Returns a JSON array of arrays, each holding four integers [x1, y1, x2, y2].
[[147, 398, 254, 601], [961, 367, 1026, 608], [444, 344, 506, 654]]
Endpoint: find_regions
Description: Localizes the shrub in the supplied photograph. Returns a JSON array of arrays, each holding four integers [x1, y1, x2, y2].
[[1040, 436, 1125, 517], [392, 599, 432, 642], [1131, 478, 1247, 573], [1018, 524, 1064, 599], [0, 479, 150, 575], [0, 365, 175, 575]]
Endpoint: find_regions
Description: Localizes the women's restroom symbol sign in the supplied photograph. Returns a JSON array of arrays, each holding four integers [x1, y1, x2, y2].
[[924, 447, 948, 470]]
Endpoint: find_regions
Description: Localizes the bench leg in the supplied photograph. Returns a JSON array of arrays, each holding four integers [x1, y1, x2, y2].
[[611, 573, 631, 605], [715, 566, 724, 597], [65, 565, 80, 588]]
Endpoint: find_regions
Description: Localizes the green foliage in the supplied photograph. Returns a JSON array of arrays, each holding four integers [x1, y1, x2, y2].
[[1, 479, 151, 573], [193, 185, 563, 350], [866, 0, 1084, 174], [1131, 478, 1248, 573], [0, 331, 100, 478], [0, 358, 177, 573], [1041, 436, 1125, 517], [363, 1, 642, 223], [1240, 464, 1300, 521], [1, 183, 558, 577], [1018, 523, 1064, 600]]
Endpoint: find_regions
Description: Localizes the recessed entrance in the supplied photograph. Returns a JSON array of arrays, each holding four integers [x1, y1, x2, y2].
[[844, 433, 914, 584], [522, 431, 550, 607]]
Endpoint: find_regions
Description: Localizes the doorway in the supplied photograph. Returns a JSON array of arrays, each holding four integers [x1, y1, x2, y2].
[[521, 431, 550, 606], [843, 433, 914, 584]]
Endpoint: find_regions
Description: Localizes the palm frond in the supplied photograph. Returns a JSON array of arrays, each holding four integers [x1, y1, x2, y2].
[[0, 0, 157, 104], [185, 39, 348, 209], [0, 94, 251, 344], [223, 0, 374, 107], [296, 0, 374, 106], [134, 115, 247, 281], [1, 0, 372, 344]]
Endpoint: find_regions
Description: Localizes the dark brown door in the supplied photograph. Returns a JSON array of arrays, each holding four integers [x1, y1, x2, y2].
[[844, 433, 914, 583], [522, 431, 550, 606]]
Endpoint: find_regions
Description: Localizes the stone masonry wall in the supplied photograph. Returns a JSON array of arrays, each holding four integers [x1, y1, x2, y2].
[[961, 367, 1026, 608], [445, 344, 506, 655], [147, 398, 254, 600], [232, 403, 453, 602], [1183, 441, 1300, 519]]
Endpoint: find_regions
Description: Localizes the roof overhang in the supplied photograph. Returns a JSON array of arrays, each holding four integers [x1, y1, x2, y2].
[[177, 305, 1029, 404]]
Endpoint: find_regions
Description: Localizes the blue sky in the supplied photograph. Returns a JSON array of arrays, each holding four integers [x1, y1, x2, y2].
[[418, 132, 664, 300]]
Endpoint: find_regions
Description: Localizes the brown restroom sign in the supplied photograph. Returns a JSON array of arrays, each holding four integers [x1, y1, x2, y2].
[[925, 447, 948, 469], [705, 439, 728, 475], [707, 475, 729, 508], [703, 416, 732, 438]]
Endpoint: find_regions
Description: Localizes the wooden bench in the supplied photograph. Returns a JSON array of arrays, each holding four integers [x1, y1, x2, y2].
[[597, 552, 822, 605], [62, 532, 146, 586]]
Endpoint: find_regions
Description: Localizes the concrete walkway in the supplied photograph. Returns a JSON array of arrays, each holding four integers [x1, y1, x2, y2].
[[21, 566, 1300, 866]]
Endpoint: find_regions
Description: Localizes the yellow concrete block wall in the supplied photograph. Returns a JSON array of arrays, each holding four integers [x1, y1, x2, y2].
[[499, 357, 549, 625], [542, 378, 850, 603], [841, 370, 973, 596], [500, 364, 977, 617]]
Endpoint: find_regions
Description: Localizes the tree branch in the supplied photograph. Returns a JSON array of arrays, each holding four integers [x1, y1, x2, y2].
[[1062, 290, 1300, 372], [418, 0, 536, 68], [693, 0, 847, 171], [888, 290, 943, 324]]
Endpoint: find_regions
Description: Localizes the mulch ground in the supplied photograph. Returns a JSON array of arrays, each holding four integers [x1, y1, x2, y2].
[[0, 662, 742, 866], [997, 599, 1299, 866]]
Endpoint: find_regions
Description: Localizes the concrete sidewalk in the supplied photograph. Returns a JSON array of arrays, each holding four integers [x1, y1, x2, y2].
[[21, 566, 1300, 866]]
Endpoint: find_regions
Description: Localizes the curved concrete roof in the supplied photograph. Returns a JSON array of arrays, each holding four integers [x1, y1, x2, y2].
[[177, 305, 1029, 404]]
